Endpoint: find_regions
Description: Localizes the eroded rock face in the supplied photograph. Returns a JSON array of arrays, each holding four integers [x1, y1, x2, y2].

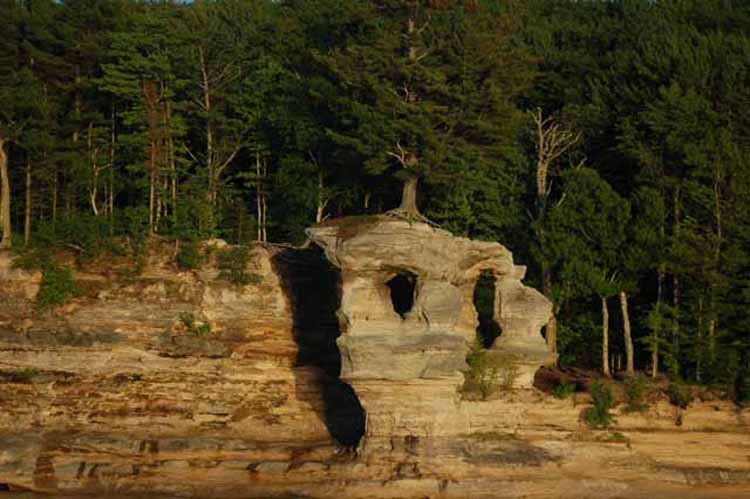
[[306, 217, 554, 438], [1, 244, 749, 498]]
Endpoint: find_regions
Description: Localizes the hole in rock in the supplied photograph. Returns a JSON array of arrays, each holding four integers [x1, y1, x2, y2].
[[273, 246, 366, 448], [0, 484, 9, 491], [473, 270, 502, 347], [387, 271, 417, 319]]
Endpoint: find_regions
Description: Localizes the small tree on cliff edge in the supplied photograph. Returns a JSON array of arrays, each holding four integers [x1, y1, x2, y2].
[[318, 1, 534, 218]]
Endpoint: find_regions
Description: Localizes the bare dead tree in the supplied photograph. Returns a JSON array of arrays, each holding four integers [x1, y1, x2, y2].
[[531, 108, 581, 361]]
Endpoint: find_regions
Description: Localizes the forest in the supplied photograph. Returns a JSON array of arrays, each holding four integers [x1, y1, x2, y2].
[[1, 0, 750, 397]]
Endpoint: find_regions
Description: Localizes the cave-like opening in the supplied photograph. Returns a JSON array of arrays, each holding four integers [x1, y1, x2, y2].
[[473, 270, 502, 347], [273, 246, 366, 448], [387, 271, 417, 319]]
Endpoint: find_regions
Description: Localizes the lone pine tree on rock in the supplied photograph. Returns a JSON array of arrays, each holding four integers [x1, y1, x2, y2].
[[318, 0, 534, 220]]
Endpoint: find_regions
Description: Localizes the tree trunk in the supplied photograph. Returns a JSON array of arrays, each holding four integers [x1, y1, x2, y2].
[[601, 295, 611, 377], [620, 290, 634, 375], [51, 168, 57, 227], [0, 137, 11, 249], [708, 170, 722, 361], [652, 265, 664, 379], [672, 186, 681, 374], [262, 157, 268, 242], [24, 157, 31, 246], [399, 176, 419, 215], [543, 268, 557, 362], [316, 170, 327, 223], [89, 122, 99, 216]]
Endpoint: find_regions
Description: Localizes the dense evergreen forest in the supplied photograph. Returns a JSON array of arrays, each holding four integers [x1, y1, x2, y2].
[[2, 0, 750, 396]]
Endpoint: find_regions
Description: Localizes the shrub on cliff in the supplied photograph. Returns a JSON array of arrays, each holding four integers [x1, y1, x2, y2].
[[624, 374, 651, 412], [464, 341, 498, 400], [667, 381, 693, 409], [37, 260, 77, 311], [175, 239, 204, 270], [585, 381, 615, 428], [217, 246, 261, 286], [553, 381, 576, 399]]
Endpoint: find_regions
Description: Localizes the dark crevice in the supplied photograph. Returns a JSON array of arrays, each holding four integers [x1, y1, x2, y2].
[[273, 246, 365, 447], [473, 270, 502, 347], [387, 271, 417, 319], [0, 484, 9, 491]]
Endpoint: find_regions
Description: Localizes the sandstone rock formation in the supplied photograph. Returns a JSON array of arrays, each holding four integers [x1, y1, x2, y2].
[[307, 216, 554, 438], [0, 234, 748, 499]]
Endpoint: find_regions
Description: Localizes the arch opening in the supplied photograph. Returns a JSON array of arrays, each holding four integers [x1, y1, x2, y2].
[[473, 270, 502, 347], [387, 271, 417, 319]]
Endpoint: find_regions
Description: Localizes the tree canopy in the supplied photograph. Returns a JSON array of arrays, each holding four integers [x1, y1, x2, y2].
[[1, 0, 750, 396]]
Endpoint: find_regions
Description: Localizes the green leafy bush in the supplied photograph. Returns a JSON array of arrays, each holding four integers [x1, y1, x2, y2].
[[553, 381, 576, 399], [624, 374, 650, 412], [179, 312, 211, 337], [464, 341, 498, 400], [585, 381, 615, 428], [667, 381, 693, 409], [34, 214, 116, 263], [175, 239, 203, 270], [11, 248, 50, 271], [217, 246, 261, 285], [37, 260, 78, 311]]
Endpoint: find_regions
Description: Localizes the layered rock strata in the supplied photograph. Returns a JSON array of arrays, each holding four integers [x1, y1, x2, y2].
[[0, 230, 748, 499]]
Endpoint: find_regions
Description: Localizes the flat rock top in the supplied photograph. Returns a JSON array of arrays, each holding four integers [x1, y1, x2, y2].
[[307, 216, 514, 280]]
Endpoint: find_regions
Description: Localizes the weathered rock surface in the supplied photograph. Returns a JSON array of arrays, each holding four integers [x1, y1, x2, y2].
[[0, 231, 748, 499], [307, 216, 554, 438]]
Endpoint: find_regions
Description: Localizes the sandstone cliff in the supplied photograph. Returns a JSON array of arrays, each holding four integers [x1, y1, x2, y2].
[[0, 219, 748, 499]]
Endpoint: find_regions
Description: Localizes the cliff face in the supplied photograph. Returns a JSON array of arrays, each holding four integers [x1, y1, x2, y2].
[[0, 221, 749, 499]]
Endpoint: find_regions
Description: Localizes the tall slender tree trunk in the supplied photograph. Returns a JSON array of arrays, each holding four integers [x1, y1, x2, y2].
[[543, 269, 558, 362], [364, 191, 371, 211], [708, 171, 722, 360], [262, 157, 268, 242], [672, 186, 681, 374], [602, 295, 611, 377], [89, 122, 99, 216], [200, 47, 215, 206], [51, 168, 57, 227], [620, 290, 634, 375], [149, 142, 156, 235], [24, 157, 31, 246], [255, 150, 266, 242], [0, 137, 11, 249], [109, 104, 116, 229], [652, 265, 665, 379], [316, 170, 327, 223]]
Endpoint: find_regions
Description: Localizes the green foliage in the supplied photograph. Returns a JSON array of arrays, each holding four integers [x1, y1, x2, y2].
[[175, 239, 204, 270], [34, 215, 117, 263], [2, 0, 750, 391], [11, 248, 50, 271], [217, 246, 262, 286], [178, 312, 211, 337], [667, 381, 694, 409], [553, 381, 576, 399], [624, 374, 651, 413], [37, 260, 77, 311], [465, 344, 497, 400], [463, 340, 518, 399], [585, 381, 615, 429]]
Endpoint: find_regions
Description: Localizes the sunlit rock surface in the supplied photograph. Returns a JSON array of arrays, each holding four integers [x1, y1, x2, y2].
[[0, 232, 749, 499], [307, 216, 553, 438]]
